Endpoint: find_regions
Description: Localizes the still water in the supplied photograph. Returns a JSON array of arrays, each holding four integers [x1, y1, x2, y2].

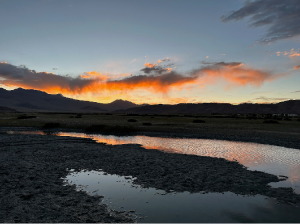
[[8, 130, 300, 222], [27, 131, 300, 192], [64, 170, 300, 223]]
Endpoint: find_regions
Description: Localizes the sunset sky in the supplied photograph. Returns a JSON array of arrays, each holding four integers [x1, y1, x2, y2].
[[0, 0, 300, 104]]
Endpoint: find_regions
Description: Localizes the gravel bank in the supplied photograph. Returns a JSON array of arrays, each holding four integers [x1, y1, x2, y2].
[[0, 129, 300, 222], [0, 134, 133, 223]]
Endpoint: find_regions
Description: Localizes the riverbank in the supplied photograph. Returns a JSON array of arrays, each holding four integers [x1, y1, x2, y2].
[[0, 128, 300, 222]]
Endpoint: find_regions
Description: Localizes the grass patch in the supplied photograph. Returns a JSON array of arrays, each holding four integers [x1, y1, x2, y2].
[[42, 122, 61, 129], [192, 119, 206, 123], [263, 120, 279, 124], [127, 119, 137, 122], [85, 124, 138, 135], [17, 115, 37, 119]]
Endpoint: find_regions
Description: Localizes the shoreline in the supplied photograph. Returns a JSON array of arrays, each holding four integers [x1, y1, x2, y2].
[[1, 127, 300, 222]]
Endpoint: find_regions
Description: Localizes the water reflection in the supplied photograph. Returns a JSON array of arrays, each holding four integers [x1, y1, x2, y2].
[[64, 170, 300, 223], [7, 130, 300, 193], [55, 132, 300, 193]]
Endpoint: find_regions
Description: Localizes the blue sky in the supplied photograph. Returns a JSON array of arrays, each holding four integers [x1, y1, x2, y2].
[[0, 0, 299, 104]]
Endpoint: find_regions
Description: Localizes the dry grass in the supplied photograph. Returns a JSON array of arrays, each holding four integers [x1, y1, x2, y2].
[[0, 112, 299, 136]]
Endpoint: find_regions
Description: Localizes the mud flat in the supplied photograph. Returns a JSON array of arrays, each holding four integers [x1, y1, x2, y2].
[[0, 131, 300, 222]]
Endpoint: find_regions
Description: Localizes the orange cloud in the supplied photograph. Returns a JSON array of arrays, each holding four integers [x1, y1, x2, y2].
[[277, 48, 300, 58], [294, 65, 300, 69], [144, 58, 167, 68], [144, 62, 158, 68], [198, 66, 277, 87], [80, 71, 107, 80], [0, 62, 284, 100]]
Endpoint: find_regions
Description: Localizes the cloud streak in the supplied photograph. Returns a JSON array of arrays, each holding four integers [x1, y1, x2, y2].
[[0, 61, 283, 97], [253, 96, 291, 104], [221, 0, 300, 44]]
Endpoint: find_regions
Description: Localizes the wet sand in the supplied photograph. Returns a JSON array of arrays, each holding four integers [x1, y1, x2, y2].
[[0, 129, 300, 222]]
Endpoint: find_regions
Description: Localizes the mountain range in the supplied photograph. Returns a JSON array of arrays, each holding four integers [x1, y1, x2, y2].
[[115, 101, 300, 114], [0, 87, 299, 114], [0, 88, 139, 112]]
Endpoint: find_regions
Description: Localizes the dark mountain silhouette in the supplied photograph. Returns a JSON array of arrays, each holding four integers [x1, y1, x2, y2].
[[0, 88, 139, 112], [1, 87, 299, 114], [114, 101, 300, 114], [0, 106, 18, 112]]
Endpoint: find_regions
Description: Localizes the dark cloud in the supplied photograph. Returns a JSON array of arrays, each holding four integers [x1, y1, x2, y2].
[[140, 66, 172, 75], [0, 63, 95, 94], [106, 71, 196, 93], [201, 61, 243, 67], [221, 0, 300, 44], [140, 61, 174, 75]]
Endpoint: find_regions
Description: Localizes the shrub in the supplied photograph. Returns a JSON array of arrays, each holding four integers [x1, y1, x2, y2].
[[127, 119, 137, 122], [142, 122, 152, 126], [297, 118, 300, 122], [42, 123, 61, 129], [85, 125, 106, 132], [75, 114, 82, 118], [263, 120, 279, 124], [192, 119, 206, 123], [284, 118, 292, 121]]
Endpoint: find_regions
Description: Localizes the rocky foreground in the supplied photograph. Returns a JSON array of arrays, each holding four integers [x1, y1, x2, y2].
[[0, 130, 300, 222]]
